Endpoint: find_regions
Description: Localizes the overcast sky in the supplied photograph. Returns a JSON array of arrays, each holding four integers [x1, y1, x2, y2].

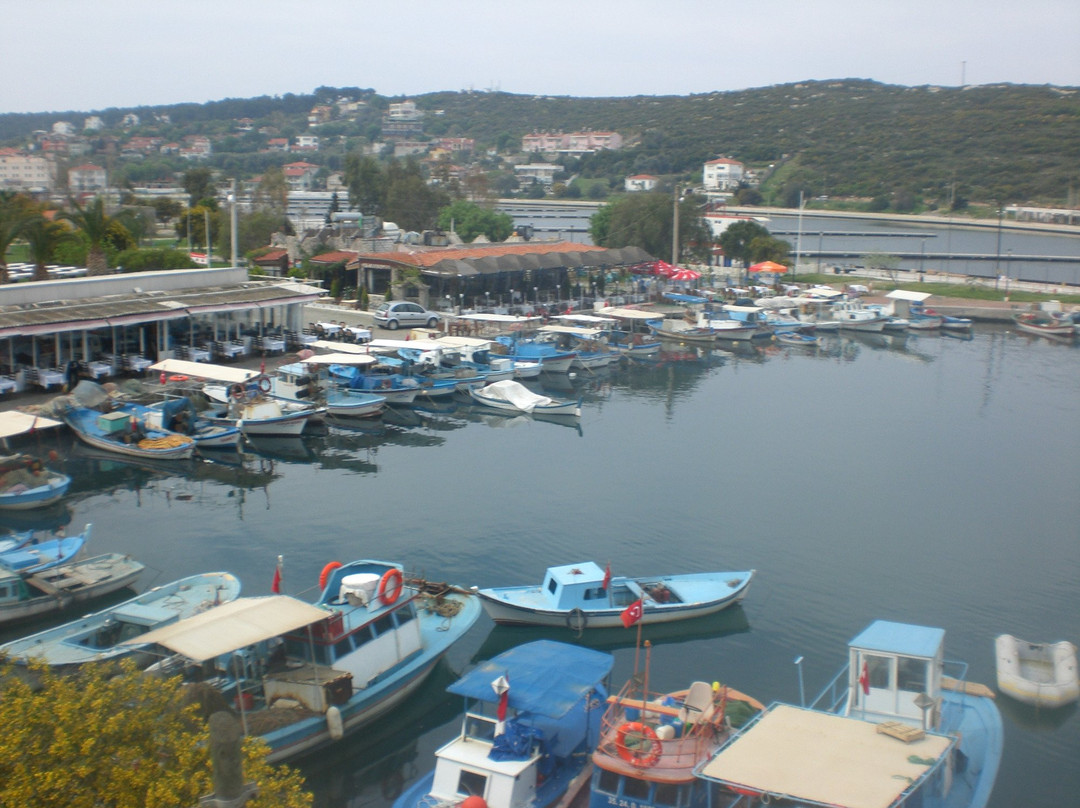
[[4, 0, 1079, 115]]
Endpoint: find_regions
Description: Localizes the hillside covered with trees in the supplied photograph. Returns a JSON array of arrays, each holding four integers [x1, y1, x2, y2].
[[2, 80, 1077, 211]]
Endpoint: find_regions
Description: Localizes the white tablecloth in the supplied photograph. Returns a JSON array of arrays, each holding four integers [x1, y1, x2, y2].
[[262, 338, 285, 353], [345, 326, 372, 342], [316, 322, 341, 336], [188, 347, 211, 362], [86, 361, 112, 379], [218, 342, 246, 358], [125, 355, 152, 373], [0, 377, 16, 394], [36, 368, 65, 389]]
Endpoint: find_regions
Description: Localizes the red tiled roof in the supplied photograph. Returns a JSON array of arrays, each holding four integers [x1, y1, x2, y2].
[[355, 241, 604, 269], [253, 249, 289, 263], [310, 251, 359, 264]]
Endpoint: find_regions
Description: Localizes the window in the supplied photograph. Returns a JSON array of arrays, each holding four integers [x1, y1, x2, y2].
[[596, 770, 620, 795], [897, 657, 927, 692], [395, 603, 416, 626], [334, 637, 353, 657], [352, 626, 374, 650], [624, 777, 650, 801], [373, 614, 394, 636], [865, 653, 891, 689], [463, 714, 497, 742], [654, 783, 681, 807], [547, 577, 558, 595], [457, 770, 487, 798], [584, 587, 606, 601]]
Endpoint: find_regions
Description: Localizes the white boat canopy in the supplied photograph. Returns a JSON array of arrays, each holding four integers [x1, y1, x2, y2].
[[434, 335, 494, 349], [0, 411, 65, 439], [367, 338, 446, 351], [886, 289, 934, 303], [697, 704, 952, 808], [455, 313, 542, 324], [308, 339, 378, 354], [121, 596, 329, 662], [551, 314, 617, 325], [300, 353, 377, 366], [596, 307, 660, 321], [149, 359, 260, 385], [538, 325, 608, 338]]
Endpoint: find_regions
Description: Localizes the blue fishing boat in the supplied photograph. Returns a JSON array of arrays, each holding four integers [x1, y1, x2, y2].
[[0, 569, 240, 667], [144, 396, 241, 449], [494, 334, 578, 373], [0, 453, 71, 510], [272, 359, 386, 418], [477, 562, 754, 630], [134, 559, 481, 763], [695, 620, 1003, 808], [0, 530, 33, 554], [63, 403, 196, 460], [393, 640, 614, 808], [0, 523, 90, 573], [328, 360, 422, 404], [773, 330, 818, 348]]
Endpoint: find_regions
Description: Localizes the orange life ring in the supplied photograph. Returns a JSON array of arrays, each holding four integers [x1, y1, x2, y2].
[[319, 561, 343, 591], [258, 377, 272, 393], [615, 721, 661, 768], [169, 374, 189, 382], [378, 568, 403, 605]]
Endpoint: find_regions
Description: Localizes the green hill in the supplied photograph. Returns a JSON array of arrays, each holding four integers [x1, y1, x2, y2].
[[2, 80, 1077, 208]]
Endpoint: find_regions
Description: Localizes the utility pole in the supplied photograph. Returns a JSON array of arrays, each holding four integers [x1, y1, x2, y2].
[[671, 184, 680, 266], [230, 179, 238, 269]]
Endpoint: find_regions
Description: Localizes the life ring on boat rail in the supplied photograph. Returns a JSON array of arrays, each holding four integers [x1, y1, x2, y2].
[[169, 375, 190, 383], [378, 568, 404, 605], [566, 608, 587, 632], [230, 383, 245, 399], [615, 721, 661, 768], [319, 561, 343, 591], [257, 376, 272, 393]]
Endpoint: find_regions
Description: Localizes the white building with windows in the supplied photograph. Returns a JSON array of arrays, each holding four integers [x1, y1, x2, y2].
[[0, 148, 54, 191], [514, 163, 560, 186], [703, 158, 745, 191], [624, 174, 658, 192], [68, 163, 107, 193]]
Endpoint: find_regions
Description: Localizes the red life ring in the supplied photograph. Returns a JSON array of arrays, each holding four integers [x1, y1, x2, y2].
[[319, 561, 343, 591], [169, 374, 189, 382], [258, 377, 272, 393], [230, 384, 245, 400], [615, 721, 661, 768], [378, 568, 403, 605]]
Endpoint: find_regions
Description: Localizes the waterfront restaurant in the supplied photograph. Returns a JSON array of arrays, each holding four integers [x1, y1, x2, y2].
[[313, 241, 655, 311], [0, 267, 323, 394]]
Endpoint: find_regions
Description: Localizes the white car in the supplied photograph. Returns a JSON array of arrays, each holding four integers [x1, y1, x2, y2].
[[373, 301, 440, 330]]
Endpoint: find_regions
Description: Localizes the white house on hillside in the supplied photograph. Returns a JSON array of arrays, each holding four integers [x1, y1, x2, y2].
[[624, 174, 658, 192], [703, 158, 745, 191]]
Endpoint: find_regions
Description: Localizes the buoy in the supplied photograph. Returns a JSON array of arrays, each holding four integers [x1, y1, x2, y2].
[[319, 561, 343, 591], [378, 568, 404, 605], [326, 705, 344, 740], [461, 796, 487, 808]]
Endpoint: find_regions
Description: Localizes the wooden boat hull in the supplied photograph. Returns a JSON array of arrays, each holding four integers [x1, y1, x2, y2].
[[478, 570, 754, 629], [64, 407, 195, 460], [995, 634, 1079, 708], [0, 553, 145, 626]]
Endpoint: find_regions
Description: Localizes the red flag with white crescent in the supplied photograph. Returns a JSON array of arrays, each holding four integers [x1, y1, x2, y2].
[[859, 660, 870, 695], [271, 555, 283, 594], [620, 599, 644, 628], [492, 674, 510, 735]]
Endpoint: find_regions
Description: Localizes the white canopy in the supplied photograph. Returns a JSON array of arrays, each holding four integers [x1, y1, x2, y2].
[[596, 307, 659, 321], [551, 314, 617, 325], [435, 335, 494, 349], [538, 325, 607, 338], [308, 340, 380, 354], [368, 338, 446, 351], [455, 313, 542, 323], [300, 353, 377, 365], [122, 596, 329, 662], [0, 411, 64, 439], [698, 704, 951, 808], [149, 359, 260, 384], [886, 289, 933, 302]]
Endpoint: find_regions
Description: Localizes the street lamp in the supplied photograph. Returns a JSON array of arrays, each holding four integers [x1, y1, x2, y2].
[[458, 293, 464, 314], [534, 286, 539, 305]]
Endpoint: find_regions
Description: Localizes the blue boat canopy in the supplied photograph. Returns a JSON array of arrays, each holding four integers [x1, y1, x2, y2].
[[850, 620, 944, 659], [663, 292, 709, 304], [449, 639, 613, 718]]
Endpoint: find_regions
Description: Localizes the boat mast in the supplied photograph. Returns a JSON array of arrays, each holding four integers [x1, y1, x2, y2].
[[795, 190, 804, 278]]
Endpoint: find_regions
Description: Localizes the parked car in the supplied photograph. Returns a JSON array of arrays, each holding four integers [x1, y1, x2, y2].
[[373, 302, 440, 330]]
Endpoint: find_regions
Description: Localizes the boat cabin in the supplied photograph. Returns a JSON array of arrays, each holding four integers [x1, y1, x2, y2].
[[846, 620, 944, 730], [543, 563, 613, 609]]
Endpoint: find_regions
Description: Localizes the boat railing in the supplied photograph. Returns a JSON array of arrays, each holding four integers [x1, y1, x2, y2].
[[807, 664, 849, 713]]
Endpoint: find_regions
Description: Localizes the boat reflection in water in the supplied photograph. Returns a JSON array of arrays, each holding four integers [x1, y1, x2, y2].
[[471, 603, 750, 663]]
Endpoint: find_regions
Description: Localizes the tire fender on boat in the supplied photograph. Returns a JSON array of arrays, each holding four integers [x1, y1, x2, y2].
[[566, 608, 587, 632], [230, 384, 245, 400], [616, 721, 661, 768], [378, 568, 403, 605], [326, 705, 344, 740], [319, 561, 343, 591]]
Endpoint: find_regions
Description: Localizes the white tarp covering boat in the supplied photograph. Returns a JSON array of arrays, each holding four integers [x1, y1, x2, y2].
[[149, 359, 260, 385]]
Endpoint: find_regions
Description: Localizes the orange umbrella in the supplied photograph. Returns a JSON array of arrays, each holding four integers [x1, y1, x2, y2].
[[748, 261, 788, 274]]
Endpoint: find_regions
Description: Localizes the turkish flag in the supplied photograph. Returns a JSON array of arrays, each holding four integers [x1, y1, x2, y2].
[[271, 561, 282, 594], [492, 674, 510, 735], [859, 661, 870, 695], [620, 599, 644, 628], [602, 563, 612, 591]]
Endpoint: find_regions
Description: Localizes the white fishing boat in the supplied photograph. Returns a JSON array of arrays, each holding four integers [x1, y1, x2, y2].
[[274, 356, 386, 418], [470, 379, 582, 417], [995, 634, 1079, 708]]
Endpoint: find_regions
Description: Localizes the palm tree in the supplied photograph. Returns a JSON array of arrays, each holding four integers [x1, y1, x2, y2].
[[0, 191, 32, 284], [22, 214, 70, 282], [60, 197, 112, 276]]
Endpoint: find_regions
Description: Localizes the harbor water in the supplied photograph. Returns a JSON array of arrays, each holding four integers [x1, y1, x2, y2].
[[1, 325, 1077, 808]]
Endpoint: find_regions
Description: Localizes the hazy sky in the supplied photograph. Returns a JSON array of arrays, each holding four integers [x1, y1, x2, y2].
[[4, 0, 1079, 115]]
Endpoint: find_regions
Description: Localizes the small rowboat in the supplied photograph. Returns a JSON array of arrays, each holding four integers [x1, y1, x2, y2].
[[995, 634, 1079, 708], [774, 330, 818, 348], [469, 379, 581, 417]]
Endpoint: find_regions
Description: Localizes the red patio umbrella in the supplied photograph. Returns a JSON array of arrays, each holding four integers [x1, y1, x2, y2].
[[748, 260, 788, 274], [668, 267, 702, 281], [650, 260, 677, 277]]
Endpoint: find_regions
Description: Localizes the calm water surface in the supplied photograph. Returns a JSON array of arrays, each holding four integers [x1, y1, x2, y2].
[[3, 325, 1077, 808]]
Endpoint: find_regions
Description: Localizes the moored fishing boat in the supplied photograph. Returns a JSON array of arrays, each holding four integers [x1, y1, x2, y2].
[[393, 640, 614, 808], [0, 452, 71, 509], [469, 379, 582, 417], [1013, 310, 1076, 339], [773, 330, 818, 348], [477, 561, 754, 630], [0, 552, 145, 627], [995, 633, 1079, 708], [135, 559, 481, 763], [695, 620, 1003, 808], [274, 356, 386, 418], [0, 523, 90, 573], [0, 569, 240, 667], [589, 648, 764, 808]]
